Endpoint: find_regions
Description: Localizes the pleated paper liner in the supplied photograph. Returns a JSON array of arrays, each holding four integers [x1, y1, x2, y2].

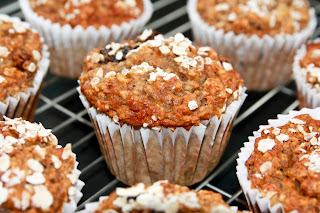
[[187, 0, 317, 91], [19, 0, 153, 79], [62, 163, 85, 213], [236, 108, 320, 213], [0, 14, 50, 121], [293, 39, 320, 109], [76, 196, 108, 213], [52, 144, 85, 213], [78, 85, 247, 186]]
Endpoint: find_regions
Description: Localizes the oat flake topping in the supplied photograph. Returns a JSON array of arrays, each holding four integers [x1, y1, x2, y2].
[[94, 181, 237, 212], [80, 31, 244, 128], [246, 114, 320, 213], [0, 118, 80, 212]]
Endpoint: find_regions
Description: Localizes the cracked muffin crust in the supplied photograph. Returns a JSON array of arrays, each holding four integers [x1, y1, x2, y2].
[[0, 118, 80, 213], [0, 20, 43, 103], [90, 181, 243, 213], [28, 0, 144, 29], [79, 30, 244, 128], [197, 0, 311, 37], [245, 114, 320, 213]]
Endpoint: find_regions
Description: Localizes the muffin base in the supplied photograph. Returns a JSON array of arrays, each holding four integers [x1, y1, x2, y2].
[[78, 85, 247, 186], [187, 0, 317, 91]]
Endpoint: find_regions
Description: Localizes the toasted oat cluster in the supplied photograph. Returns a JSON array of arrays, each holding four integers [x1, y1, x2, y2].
[[0, 20, 43, 102], [80, 30, 244, 128], [299, 42, 320, 91], [28, 0, 144, 29], [246, 114, 320, 213], [93, 181, 240, 213], [197, 0, 311, 37], [0, 118, 79, 213]]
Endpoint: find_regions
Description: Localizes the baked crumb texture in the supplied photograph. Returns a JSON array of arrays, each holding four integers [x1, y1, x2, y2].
[[29, 0, 144, 29], [246, 114, 320, 213], [197, 0, 310, 37], [0, 117, 80, 213], [92, 181, 241, 213], [0, 20, 42, 103], [293, 40, 320, 109], [299, 42, 320, 91], [80, 30, 244, 128]]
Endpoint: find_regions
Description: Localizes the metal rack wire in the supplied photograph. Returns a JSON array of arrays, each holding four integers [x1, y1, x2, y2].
[[2, 0, 320, 211]]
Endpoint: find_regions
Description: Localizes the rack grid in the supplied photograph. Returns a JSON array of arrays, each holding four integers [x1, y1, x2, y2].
[[1, 0, 320, 211]]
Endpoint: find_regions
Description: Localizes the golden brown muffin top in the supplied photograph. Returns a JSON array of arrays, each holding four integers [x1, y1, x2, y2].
[[0, 118, 79, 213], [0, 117, 58, 152], [246, 114, 320, 213], [28, 0, 144, 29], [80, 30, 244, 128], [0, 20, 43, 103], [93, 181, 242, 213], [299, 42, 320, 90], [197, 0, 311, 37]]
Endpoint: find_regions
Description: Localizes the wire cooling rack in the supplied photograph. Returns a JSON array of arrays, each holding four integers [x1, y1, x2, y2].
[[2, 0, 320, 211]]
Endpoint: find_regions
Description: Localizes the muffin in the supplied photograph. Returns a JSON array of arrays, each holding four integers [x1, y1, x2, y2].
[[236, 108, 320, 213], [293, 39, 320, 109], [19, 0, 153, 79], [187, 0, 317, 90], [78, 180, 244, 213], [0, 14, 49, 121], [78, 30, 247, 186], [0, 117, 84, 212]]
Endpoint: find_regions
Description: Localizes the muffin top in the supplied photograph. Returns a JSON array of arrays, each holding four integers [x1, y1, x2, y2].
[[0, 117, 79, 213], [28, 0, 144, 29], [80, 30, 244, 128], [92, 180, 241, 213], [197, 0, 311, 37], [299, 42, 320, 91], [246, 114, 320, 213], [0, 20, 43, 103]]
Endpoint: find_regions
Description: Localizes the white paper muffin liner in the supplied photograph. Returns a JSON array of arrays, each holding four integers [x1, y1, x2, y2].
[[187, 0, 317, 91], [52, 145, 85, 213], [77, 194, 239, 213], [77, 84, 247, 186], [19, 0, 153, 79], [0, 14, 50, 121], [76, 196, 108, 213], [62, 165, 85, 213], [293, 39, 320, 109], [236, 107, 320, 213]]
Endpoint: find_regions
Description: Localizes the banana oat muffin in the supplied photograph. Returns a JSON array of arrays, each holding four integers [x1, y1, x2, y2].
[[28, 0, 144, 29], [188, 0, 316, 90], [0, 117, 82, 213], [0, 16, 49, 120], [78, 30, 246, 186], [238, 112, 320, 212], [293, 40, 320, 109], [80, 30, 244, 128], [20, 0, 152, 79], [197, 0, 311, 38], [81, 181, 243, 213], [297, 41, 320, 91], [0, 20, 42, 102]]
